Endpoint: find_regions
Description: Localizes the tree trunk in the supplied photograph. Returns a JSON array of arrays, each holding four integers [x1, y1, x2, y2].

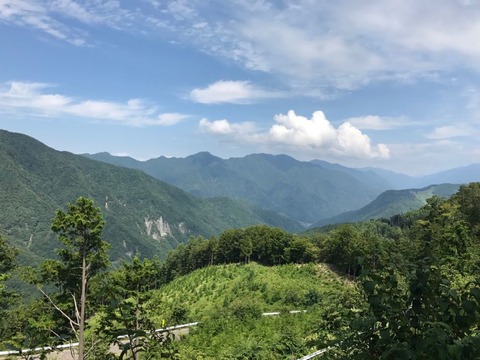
[[78, 251, 87, 360]]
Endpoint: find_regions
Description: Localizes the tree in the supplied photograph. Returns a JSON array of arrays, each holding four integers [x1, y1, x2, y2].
[[1, 300, 59, 359], [344, 195, 480, 359], [0, 235, 17, 306], [0, 235, 18, 345], [240, 235, 253, 263], [99, 256, 170, 360], [40, 197, 110, 360], [452, 182, 480, 237]]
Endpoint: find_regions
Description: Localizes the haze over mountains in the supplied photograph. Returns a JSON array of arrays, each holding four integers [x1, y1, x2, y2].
[[84, 152, 385, 224], [313, 183, 462, 227]]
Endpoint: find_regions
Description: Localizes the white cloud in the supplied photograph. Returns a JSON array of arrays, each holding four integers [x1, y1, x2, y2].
[[0, 0, 134, 46], [140, 0, 480, 90], [157, 113, 190, 126], [384, 138, 480, 175], [4, 1, 480, 89], [0, 81, 189, 127], [190, 80, 281, 104], [426, 124, 474, 139], [0, 0, 88, 45], [346, 115, 410, 130], [199, 118, 257, 136], [200, 110, 390, 159]]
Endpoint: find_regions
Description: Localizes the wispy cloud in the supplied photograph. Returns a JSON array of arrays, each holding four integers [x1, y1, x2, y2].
[[426, 124, 475, 139], [156, 0, 480, 90], [0, 0, 88, 45], [190, 80, 282, 104], [346, 115, 412, 130], [0, 81, 189, 127], [200, 110, 390, 159], [0, 0, 137, 46], [3, 1, 480, 90]]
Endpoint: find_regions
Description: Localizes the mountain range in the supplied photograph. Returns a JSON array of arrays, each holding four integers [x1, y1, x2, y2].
[[0, 130, 300, 264], [83, 152, 388, 224], [83, 151, 480, 224], [2, 129, 479, 264]]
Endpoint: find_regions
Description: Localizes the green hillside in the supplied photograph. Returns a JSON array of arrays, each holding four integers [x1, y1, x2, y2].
[[146, 262, 357, 358], [0, 130, 301, 264], [84, 152, 389, 223], [313, 183, 461, 227]]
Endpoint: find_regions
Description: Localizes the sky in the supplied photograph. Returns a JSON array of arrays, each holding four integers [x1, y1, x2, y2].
[[1, 0, 480, 176]]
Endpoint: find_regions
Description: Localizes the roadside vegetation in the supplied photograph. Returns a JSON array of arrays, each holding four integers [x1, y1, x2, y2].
[[1, 183, 479, 359]]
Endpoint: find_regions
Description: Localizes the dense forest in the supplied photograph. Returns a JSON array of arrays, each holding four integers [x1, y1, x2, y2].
[[1, 183, 479, 359]]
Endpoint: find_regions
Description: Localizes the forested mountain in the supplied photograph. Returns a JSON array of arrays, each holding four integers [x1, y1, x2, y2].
[[84, 152, 390, 223], [312, 183, 461, 227], [0, 130, 301, 264], [84, 152, 480, 225]]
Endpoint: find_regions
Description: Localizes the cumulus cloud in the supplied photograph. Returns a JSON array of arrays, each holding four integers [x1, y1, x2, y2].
[[0, 81, 189, 127], [200, 110, 390, 159], [190, 80, 281, 104]]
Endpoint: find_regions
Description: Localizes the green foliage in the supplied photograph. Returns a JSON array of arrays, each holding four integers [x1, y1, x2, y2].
[[97, 256, 163, 359], [43, 197, 110, 293], [36, 197, 110, 360], [452, 182, 480, 236], [0, 235, 19, 349], [161, 225, 321, 284], [0, 300, 59, 357], [147, 262, 357, 358], [0, 235, 18, 308], [341, 187, 480, 359]]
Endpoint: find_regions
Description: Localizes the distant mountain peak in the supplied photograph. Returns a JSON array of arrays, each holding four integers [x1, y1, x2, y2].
[[186, 151, 223, 166]]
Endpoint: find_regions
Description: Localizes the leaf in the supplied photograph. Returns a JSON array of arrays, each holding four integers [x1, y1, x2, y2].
[[462, 300, 477, 314], [470, 287, 480, 302], [363, 280, 376, 293]]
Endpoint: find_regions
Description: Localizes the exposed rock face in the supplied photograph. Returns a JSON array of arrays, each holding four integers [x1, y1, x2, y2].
[[178, 222, 187, 234], [144, 216, 172, 240]]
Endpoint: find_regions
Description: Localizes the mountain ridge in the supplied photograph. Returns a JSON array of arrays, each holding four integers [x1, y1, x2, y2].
[[0, 129, 301, 264], [84, 151, 390, 223], [312, 183, 461, 227]]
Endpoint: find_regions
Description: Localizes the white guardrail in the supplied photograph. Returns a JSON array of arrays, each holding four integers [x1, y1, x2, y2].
[[0, 322, 199, 357], [0, 310, 320, 358], [297, 346, 335, 360]]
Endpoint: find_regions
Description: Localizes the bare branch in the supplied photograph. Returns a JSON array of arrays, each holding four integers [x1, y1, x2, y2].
[[72, 293, 81, 326], [36, 286, 79, 334]]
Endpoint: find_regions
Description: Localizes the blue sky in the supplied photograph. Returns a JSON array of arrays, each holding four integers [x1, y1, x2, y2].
[[1, 0, 480, 175]]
